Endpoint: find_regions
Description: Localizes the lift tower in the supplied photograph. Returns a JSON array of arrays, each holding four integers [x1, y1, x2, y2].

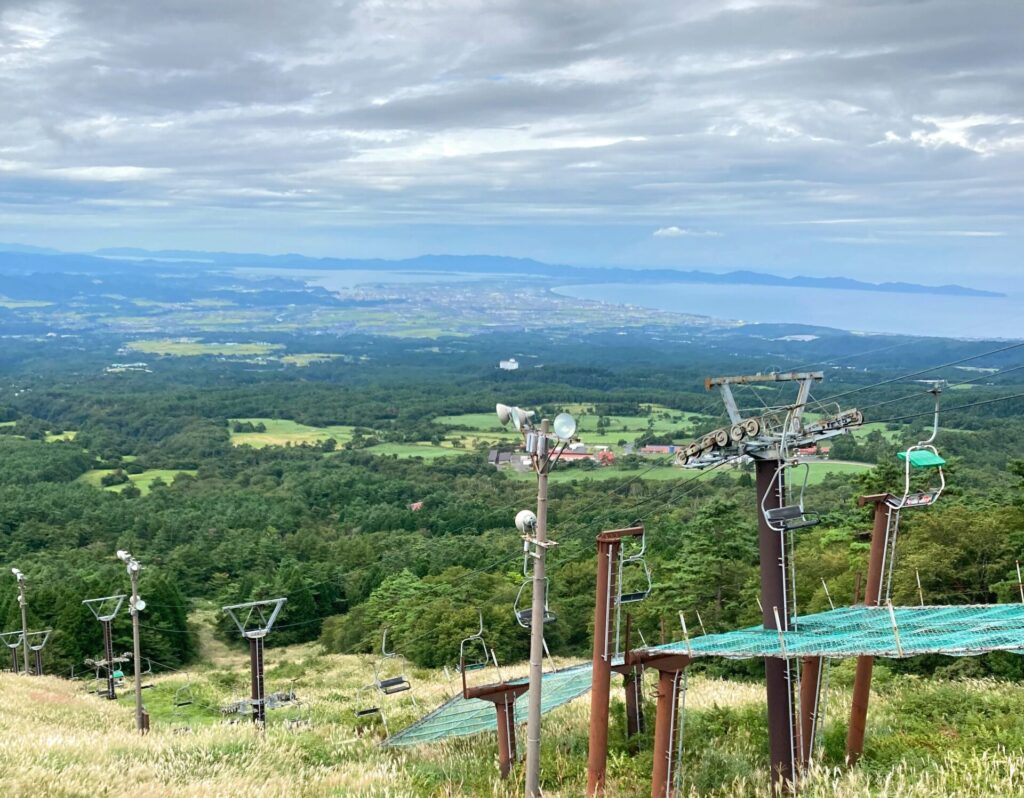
[[223, 598, 287, 727], [682, 372, 862, 792]]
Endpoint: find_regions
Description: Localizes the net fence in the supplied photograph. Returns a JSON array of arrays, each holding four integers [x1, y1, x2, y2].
[[386, 663, 592, 747], [664, 604, 1024, 660], [386, 604, 1024, 746]]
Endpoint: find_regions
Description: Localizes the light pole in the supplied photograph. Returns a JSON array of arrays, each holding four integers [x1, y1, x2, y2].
[[12, 569, 29, 674], [496, 404, 576, 797], [117, 550, 147, 733]]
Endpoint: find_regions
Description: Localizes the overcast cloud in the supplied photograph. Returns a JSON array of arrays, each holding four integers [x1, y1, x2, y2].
[[0, 0, 1021, 283]]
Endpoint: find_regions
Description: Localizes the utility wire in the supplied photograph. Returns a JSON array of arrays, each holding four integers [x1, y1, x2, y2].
[[866, 390, 1024, 426], [814, 340, 1024, 406]]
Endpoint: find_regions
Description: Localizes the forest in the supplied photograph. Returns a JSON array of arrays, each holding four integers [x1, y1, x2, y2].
[[1, 326, 1023, 689]]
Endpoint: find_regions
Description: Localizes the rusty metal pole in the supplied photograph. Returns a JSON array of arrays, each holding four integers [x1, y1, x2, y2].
[[756, 458, 795, 793], [647, 657, 689, 798], [33, 648, 43, 676], [846, 495, 893, 765], [589, 526, 645, 796], [464, 677, 530, 779], [623, 669, 645, 738], [250, 636, 266, 726], [495, 695, 518, 779], [587, 534, 619, 796], [650, 669, 678, 798], [797, 656, 822, 769]]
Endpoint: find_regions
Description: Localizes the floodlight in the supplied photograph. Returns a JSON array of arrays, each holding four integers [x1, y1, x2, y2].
[[11, 568, 23, 581], [116, 550, 130, 562], [552, 413, 577, 441], [510, 406, 534, 432], [496, 403, 513, 426], [515, 509, 538, 533], [134, 599, 146, 612]]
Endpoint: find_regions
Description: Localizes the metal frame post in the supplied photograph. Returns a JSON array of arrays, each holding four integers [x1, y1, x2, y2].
[[14, 571, 30, 673], [588, 525, 645, 796], [102, 619, 116, 700], [623, 668, 645, 738], [797, 656, 822, 769], [130, 567, 145, 731], [756, 458, 795, 793], [524, 418, 550, 797], [119, 551, 147, 733], [222, 598, 286, 729], [643, 654, 690, 798], [33, 648, 43, 676], [846, 494, 893, 764], [250, 635, 266, 726], [10, 647, 18, 674]]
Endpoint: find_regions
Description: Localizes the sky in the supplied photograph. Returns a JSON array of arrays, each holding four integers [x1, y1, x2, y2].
[[0, 0, 1021, 286]]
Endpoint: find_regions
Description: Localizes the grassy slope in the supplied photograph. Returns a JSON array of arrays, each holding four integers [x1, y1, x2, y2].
[[5, 644, 1024, 797]]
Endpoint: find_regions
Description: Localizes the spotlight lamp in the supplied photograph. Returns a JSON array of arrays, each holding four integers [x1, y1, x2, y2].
[[552, 412, 577, 441], [515, 509, 538, 533]]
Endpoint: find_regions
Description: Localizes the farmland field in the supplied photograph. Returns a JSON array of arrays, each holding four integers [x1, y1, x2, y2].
[[78, 468, 197, 495], [125, 339, 284, 357], [229, 418, 355, 447]]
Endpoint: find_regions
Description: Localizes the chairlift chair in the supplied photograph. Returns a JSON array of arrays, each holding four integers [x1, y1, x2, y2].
[[354, 684, 390, 738], [761, 460, 820, 532], [458, 609, 495, 675], [514, 577, 557, 628], [171, 678, 195, 734], [617, 528, 653, 605], [370, 629, 417, 707], [891, 384, 946, 509]]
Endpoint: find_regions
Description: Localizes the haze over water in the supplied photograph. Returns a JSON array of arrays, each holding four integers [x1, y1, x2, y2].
[[553, 283, 1024, 340]]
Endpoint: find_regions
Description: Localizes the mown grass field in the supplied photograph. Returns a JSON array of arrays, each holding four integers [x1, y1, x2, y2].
[[7, 641, 1024, 797], [230, 419, 355, 448], [78, 468, 197, 495], [125, 339, 285, 357]]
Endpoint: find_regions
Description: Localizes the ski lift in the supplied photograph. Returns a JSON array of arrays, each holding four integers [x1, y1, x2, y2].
[[282, 680, 313, 730], [514, 577, 557, 628], [617, 528, 653, 605], [354, 684, 390, 738], [761, 460, 820, 532], [171, 678, 195, 734], [458, 609, 495, 675], [372, 629, 416, 703], [891, 384, 946, 509]]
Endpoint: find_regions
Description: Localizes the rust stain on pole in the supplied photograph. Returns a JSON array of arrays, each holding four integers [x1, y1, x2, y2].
[[846, 494, 893, 765]]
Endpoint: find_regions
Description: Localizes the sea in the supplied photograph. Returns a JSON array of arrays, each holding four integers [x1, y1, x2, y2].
[[552, 282, 1024, 341], [240, 266, 1023, 341]]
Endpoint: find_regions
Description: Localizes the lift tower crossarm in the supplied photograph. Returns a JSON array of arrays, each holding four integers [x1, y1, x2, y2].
[[705, 372, 823, 435]]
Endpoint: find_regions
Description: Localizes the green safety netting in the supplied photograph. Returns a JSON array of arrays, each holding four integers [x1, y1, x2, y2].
[[664, 604, 1024, 660], [386, 663, 593, 747], [386, 605, 1024, 746]]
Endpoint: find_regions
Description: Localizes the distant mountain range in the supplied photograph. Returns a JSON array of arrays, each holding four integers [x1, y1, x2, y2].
[[0, 243, 1004, 298]]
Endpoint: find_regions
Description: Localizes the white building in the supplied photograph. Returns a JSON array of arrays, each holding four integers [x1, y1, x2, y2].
[[499, 358, 519, 371]]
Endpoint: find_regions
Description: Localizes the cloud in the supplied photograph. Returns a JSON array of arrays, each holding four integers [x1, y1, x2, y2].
[[0, 0, 1019, 278], [653, 226, 723, 238]]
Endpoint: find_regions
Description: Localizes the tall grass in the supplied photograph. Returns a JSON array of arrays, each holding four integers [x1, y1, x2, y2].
[[3, 646, 1024, 797]]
